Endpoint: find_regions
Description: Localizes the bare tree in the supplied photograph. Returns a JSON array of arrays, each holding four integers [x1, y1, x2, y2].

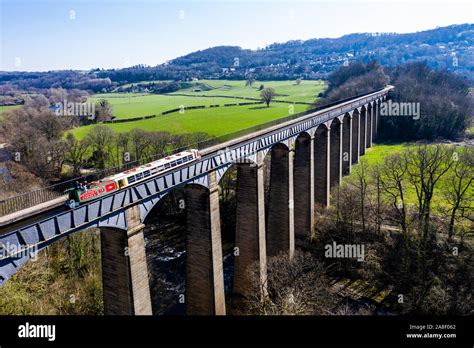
[[260, 87, 276, 107], [371, 164, 384, 234], [404, 145, 454, 241], [86, 126, 116, 169], [116, 132, 130, 167], [147, 131, 171, 158], [129, 128, 151, 163], [349, 159, 370, 232], [246, 251, 337, 315], [245, 77, 255, 87], [48, 88, 68, 104], [2, 104, 67, 179], [440, 147, 474, 240], [378, 153, 409, 234], [65, 133, 91, 176], [94, 99, 113, 123], [334, 181, 359, 232]]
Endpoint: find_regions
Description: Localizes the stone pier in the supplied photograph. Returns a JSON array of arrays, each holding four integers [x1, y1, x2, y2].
[[294, 134, 314, 241], [266, 144, 295, 259], [233, 154, 267, 298], [185, 171, 226, 315], [101, 205, 152, 315]]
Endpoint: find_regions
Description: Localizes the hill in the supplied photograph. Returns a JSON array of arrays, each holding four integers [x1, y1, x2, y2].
[[0, 24, 472, 92], [96, 24, 473, 83]]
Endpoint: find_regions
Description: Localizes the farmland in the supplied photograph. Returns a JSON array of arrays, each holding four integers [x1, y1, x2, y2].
[[70, 79, 326, 139], [88, 94, 252, 120], [70, 101, 309, 139], [168, 79, 325, 103]]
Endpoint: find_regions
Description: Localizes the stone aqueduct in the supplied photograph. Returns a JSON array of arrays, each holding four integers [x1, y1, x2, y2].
[[0, 87, 393, 315]]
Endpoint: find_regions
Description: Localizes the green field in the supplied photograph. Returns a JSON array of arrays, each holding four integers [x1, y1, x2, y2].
[[89, 79, 324, 120], [70, 102, 308, 139], [169, 79, 326, 103], [348, 143, 472, 209], [354, 143, 413, 166], [70, 79, 324, 139], [0, 105, 20, 121], [88, 94, 249, 120], [113, 80, 172, 90]]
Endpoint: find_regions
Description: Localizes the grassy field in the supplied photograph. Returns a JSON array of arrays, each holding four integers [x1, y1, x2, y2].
[[113, 80, 172, 90], [169, 79, 326, 103], [89, 79, 324, 121], [347, 143, 472, 209], [88, 94, 250, 120], [70, 79, 324, 139], [70, 102, 308, 139], [354, 143, 414, 166]]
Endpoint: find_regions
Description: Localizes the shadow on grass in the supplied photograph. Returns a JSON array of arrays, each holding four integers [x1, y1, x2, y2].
[[249, 105, 271, 110]]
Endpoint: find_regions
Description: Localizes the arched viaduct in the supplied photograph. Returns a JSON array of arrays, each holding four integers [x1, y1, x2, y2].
[[0, 87, 392, 315]]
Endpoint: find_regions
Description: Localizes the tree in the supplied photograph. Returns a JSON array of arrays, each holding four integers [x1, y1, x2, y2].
[[94, 99, 113, 123], [260, 87, 276, 107], [86, 126, 116, 169], [349, 159, 370, 232], [440, 147, 474, 240], [48, 88, 68, 104], [378, 153, 409, 235], [245, 77, 255, 87], [129, 128, 151, 163], [316, 61, 389, 105], [380, 62, 471, 141], [371, 164, 384, 235], [246, 251, 337, 315], [404, 145, 454, 241], [115, 132, 130, 166], [147, 131, 171, 159], [1, 101, 67, 179], [65, 133, 91, 177]]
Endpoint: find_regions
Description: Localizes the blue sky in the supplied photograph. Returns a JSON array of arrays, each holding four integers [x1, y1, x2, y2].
[[0, 0, 472, 71]]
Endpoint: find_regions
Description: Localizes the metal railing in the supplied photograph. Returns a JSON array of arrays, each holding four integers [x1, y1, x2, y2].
[[0, 87, 388, 217]]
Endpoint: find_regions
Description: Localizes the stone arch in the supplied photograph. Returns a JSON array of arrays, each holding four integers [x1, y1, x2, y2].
[[140, 191, 170, 223], [295, 130, 312, 141], [216, 153, 258, 186], [140, 189, 189, 315]]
